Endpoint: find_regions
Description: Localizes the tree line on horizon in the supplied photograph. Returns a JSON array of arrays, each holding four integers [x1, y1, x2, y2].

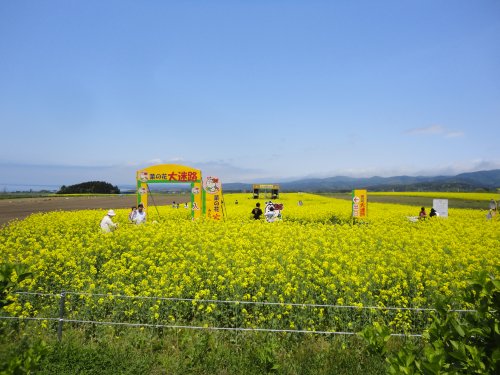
[[57, 181, 120, 195]]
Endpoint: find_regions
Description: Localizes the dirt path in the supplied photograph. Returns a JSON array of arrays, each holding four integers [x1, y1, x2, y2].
[[0, 195, 187, 227]]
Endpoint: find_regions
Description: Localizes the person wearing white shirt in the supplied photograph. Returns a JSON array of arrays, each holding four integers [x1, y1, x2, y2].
[[100, 210, 118, 232], [133, 203, 146, 224], [264, 206, 277, 222], [128, 206, 137, 222]]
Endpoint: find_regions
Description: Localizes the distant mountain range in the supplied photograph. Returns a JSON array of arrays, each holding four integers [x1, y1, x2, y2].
[[223, 169, 500, 193]]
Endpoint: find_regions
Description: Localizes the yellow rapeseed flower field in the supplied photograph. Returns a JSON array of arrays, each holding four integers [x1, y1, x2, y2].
[[369, 191, 498, 201], [1, 193, 498, 333]]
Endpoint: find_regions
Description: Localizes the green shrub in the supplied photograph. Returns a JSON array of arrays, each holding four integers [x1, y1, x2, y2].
[[360, 267, 500, 374], [0, 262, 49, 375], [0, 263, 32, 309]]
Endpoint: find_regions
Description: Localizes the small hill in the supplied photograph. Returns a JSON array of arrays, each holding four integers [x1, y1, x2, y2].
[[57, 181, 120, 194]]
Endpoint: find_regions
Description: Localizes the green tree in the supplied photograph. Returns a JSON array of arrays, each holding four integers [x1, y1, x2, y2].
[[57, 181, 120, 194]]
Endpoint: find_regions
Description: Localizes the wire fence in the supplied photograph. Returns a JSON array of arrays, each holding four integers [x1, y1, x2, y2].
[[0, 290, 476, 341]]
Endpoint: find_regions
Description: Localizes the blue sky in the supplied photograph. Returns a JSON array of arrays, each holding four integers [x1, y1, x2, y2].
[[1, 0, 499, 188]]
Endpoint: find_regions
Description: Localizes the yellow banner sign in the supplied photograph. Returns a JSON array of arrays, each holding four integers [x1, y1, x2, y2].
[[138, 164, 201, 183], [204, 176, 223, 220], [352, 189, 367, 218], [136, 164, 203, 220]]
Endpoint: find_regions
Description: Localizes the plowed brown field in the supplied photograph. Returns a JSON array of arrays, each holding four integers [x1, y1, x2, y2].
[[0, 195, 186, 227]]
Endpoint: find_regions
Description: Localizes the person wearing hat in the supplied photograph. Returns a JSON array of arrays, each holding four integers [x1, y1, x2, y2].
[[100, 209, 118, 232], [133, 203, 146, 224]]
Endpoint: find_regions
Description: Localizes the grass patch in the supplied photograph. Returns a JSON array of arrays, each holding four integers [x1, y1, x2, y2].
[[1, 324, 389, 375]]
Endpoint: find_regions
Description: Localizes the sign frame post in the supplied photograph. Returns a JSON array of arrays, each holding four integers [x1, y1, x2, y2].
[[136, 164, 223, 220]]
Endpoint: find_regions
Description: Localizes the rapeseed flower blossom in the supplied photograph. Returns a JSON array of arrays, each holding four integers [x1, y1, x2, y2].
[[1, 193, 498, 333]]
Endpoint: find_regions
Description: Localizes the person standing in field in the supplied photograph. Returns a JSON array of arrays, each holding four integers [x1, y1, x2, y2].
[[489, 199, 496, 209], [489, 199, 497, 212], [429, 208, 438, 218], [251, 202, 263, 220], [100, 210, 118, 232], [264, 206, 277, 222], [133, 203, 146, 224], [128, 206, 137, 222], [419, 207, 427, 220]]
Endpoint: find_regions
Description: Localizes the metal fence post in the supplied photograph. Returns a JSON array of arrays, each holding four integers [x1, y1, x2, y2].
[[57, 290, 66, 341]]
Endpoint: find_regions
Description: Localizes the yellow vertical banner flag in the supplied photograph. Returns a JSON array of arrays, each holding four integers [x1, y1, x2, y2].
[[352, 189, 367, 218], [204, 176, 223, 220]]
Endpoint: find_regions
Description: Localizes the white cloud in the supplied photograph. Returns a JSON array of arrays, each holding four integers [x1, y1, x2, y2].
[[405, 125, 464, 138], [394, 159, 500, 177], [444, 131, 465, 138], [405, 125, 444, 135], [141, 157, 187, 165], [124, 161, 141, 167], [168, 157, 185, 163], [1, 156, 499, 190]]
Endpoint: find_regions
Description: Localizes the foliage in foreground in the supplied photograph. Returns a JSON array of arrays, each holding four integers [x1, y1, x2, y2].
[[0, 263, 48, 375], [0, 263, 32, 309], [2, 268, 497, 374], [360, 268, 500, 374], [1, 326, 388, 375]]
